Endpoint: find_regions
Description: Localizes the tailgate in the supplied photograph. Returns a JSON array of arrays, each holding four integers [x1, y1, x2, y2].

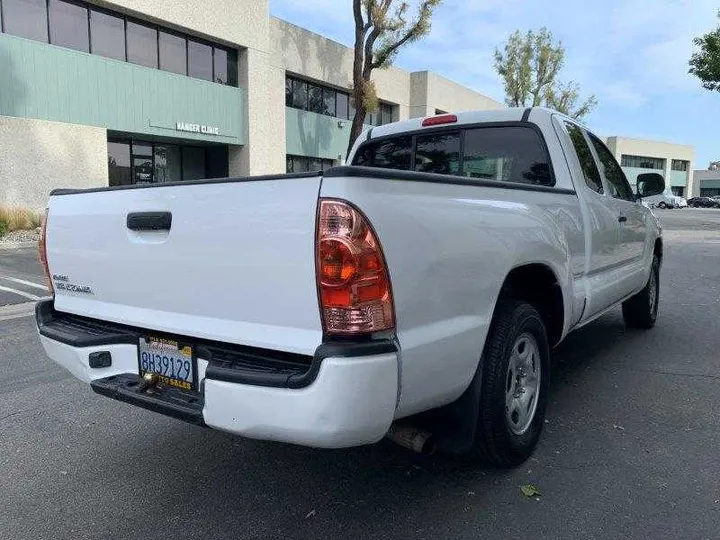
[[46, 176, 323, 355]]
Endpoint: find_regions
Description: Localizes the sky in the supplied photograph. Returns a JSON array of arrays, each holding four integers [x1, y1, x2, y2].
[[270, 0, 719, 169]]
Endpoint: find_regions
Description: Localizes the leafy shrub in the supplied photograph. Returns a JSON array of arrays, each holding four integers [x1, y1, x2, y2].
[[0, 218, 8, 238]]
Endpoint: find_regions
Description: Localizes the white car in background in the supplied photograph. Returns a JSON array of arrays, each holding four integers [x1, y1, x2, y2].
[[674, 196, 688, 208], [643, 191, 678, 209]]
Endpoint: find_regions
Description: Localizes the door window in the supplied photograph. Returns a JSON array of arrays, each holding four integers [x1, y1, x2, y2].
[[587, 134, 635, 201], [563, 122, 603, 194]]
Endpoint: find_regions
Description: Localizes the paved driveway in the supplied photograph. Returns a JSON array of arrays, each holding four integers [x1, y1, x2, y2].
[[0, 209, 719, 539]]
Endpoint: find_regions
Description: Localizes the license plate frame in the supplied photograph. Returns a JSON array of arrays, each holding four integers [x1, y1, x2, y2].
[[138, 336, 198, 392]]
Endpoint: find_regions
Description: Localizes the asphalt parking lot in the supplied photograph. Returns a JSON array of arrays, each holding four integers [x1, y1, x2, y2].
[[1, 209, 719, 540]]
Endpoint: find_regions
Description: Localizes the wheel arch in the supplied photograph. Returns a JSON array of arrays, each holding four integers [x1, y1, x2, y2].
[[496, 263, 565, 347]]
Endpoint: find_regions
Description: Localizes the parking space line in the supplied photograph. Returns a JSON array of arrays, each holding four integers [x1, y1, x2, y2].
[[0, 276, 48, 291], [0, 285, 41, 301], [0, 301, 37, 322]]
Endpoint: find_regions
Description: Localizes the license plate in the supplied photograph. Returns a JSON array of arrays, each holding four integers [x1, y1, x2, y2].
[[138, 337, 195, 391]]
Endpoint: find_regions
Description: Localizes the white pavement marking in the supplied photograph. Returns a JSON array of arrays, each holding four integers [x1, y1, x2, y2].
[[0, 285, 41, 301], [0, 301, 36, 322], [0, 275, 48, 291]]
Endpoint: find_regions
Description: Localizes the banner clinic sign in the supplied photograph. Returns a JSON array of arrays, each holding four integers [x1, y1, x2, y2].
[[175, 122, 220, 135]]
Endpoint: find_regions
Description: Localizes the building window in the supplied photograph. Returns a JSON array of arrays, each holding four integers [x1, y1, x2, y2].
[[154, 144, 181, 183], [0, 0, 239, 86], [336, 92, 349, 120], [2, 0, 49, 42], [126, 20, 157, 68], [182, 146, 206, 180], [435, 109, 448, 115], [285, 75, 394, 125], [188, 39, 212, 81], [108, 141, 131, 186], [108, 139, 226, 186], [671, 159, 689, 172], [49, 0, 89, 52], [159, 30, 186, 75], [213, 47, 237, 86], [308, 83, 325, 114], [620, 154, 665, 170], [286, 155, 334, 173], [90, 9, 125, 61]]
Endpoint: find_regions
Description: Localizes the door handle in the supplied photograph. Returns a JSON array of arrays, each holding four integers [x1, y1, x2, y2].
[[618, 215, 627, 223], [127, 212, 172, 231]]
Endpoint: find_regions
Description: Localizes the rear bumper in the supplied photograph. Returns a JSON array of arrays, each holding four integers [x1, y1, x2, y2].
[[37, 301, 399, 448]]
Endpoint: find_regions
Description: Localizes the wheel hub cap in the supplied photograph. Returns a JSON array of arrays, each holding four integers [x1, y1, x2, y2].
[[505, 333, 541, 435]]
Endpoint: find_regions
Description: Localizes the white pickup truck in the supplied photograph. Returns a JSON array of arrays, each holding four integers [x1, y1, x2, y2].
[[37, 108, 665, 466]]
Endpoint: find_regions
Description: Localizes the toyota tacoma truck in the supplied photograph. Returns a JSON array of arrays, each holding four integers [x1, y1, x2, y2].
[[36, 108, 665, 466]]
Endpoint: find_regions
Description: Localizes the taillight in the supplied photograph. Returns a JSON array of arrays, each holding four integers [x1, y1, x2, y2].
[[38, 209, 53, 295], [316, 199, 394, 335]]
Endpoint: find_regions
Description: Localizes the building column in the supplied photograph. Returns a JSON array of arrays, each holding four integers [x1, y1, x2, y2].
[[229, 48, 286, 177]]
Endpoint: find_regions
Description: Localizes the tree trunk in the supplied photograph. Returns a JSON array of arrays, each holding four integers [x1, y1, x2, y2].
[[347, 102, 367, 157]]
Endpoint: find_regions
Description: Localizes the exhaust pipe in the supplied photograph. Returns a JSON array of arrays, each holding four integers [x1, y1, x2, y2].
[[385, 424, 435, 454]]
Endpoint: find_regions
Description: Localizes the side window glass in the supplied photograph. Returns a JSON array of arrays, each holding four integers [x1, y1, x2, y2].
[[588, 134, 636, 201], [563, 122, 603, 194], [415, 132, 460, 175]]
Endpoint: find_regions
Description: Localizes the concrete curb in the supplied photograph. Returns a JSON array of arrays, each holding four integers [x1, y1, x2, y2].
[[0, 241, 37, 250]]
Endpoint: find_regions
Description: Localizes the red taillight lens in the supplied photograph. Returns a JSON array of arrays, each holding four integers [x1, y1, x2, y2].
[[38, 209, 53, 295], [422, 114, 457, 127], [316, 199, 394, 335]]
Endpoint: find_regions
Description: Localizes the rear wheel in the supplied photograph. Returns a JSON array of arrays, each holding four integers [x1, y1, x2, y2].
[[470, 300, 550, 467], [622, 255, 660, 329], [657, 202, 667, 209]]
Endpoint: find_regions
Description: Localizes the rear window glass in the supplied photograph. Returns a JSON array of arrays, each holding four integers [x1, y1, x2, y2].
[[415, 132, 460, 175], [352, 136, 412, 171], [462, 127, 553, 186], [352, 125, 554, 187]]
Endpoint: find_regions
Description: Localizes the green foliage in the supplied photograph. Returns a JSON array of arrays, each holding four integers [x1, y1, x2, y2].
[[689, 12, 720, 92], [348, 0, 442, 151], [494, 28, 597, 121], [520, 484, 542, 497], [0, 218, 8, 238]]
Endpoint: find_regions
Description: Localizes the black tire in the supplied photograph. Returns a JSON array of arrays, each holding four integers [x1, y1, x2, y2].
[[622, 255, 660, 329], [471, 300, 550, 467], [657, 202, 667, 209]]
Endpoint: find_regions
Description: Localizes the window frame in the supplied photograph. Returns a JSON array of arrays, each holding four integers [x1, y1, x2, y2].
[[351, 121, 558, 189]]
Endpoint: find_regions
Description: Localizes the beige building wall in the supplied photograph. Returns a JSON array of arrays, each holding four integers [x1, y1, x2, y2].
[[606, 136, 695, 195], [0, 116, 108, 211], [99, 0, 269, 50], [271, 19, 412, 119], [410, 72, 502, 118]]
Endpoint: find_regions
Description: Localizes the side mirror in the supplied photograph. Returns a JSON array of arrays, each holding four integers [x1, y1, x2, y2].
[[636, 172, 665, 198]]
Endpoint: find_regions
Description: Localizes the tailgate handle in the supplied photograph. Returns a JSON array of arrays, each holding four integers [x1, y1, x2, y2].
[[127, 212, 172, 231]]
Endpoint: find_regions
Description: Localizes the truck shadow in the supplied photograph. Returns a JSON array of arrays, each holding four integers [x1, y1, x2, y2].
[[90, 313, 642, 537]]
